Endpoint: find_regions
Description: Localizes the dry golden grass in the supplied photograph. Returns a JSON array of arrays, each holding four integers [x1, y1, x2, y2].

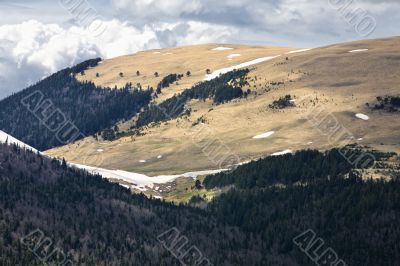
[[77, 44, 293, 103], [47, 37, 400, 175]]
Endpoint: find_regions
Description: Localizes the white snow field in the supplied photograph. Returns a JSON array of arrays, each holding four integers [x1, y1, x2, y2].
[[271, 149, 293, 156], [349, 49, 369, 53], [71, 163, 181, 191], [286, 49, 311, 54], [0, 130, 232, 191], [71, 163, 229, 191], [227, 54, 241, 60], [211, 47, 234, 51], [355, 113, 370, 120], [180, 169, 228, 179], [253, 131, 275, 139], [0, 130, 39, 153], [205, 55, 281, 81]]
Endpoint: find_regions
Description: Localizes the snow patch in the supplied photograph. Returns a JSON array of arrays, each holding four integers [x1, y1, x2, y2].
[[355, 113, 369, 121], [271, 149, 293, 156], [70, 163, 229, 190], [227, 54, 241, 59], [136, 186, 147, 192], [139, 160, 147, 163], [286, 49, 311, 54], [0, 130, 39, 153], [181, 169, 228, 179], [205, 55, 280, 81], [349, 49, 368, 53], [0, 131, 230, 191], [97, 149, 104, 153], [212, 46, 233, 51], [253, 131, 275, 139]]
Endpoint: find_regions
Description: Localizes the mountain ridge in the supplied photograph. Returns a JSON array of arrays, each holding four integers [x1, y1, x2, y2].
[[47, 37, 400, 178]]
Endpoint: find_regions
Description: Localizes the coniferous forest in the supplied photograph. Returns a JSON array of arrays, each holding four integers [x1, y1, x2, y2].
[[0, 143, 399, 266], [203, 148, 380, 189], [136, 69, 249, 127], [0, 59, 152, 150]]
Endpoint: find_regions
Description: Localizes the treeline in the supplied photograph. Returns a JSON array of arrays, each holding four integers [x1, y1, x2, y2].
[[136, 69, 249, 127], [369, 96, 400, 112], [203, 148, 376, 189], [0, 59, 152, 150], [156, 73, 183, 93], [71, 58, 102, 74], [269, 94, 295, 109]]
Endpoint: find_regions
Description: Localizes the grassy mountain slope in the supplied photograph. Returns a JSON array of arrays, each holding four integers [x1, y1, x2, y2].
[[47, 37, 400, 176], [77, 44, 294, 103]]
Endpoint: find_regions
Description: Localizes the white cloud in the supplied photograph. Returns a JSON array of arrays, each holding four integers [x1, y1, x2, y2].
[[0, 19, 232, 99], [1, 0, 399, 99], [112, 0, 202, 21]]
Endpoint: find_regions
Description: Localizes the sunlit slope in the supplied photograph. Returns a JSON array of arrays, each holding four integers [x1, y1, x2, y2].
[[77, 44, 294, 102], [48, 37, 400, 175]]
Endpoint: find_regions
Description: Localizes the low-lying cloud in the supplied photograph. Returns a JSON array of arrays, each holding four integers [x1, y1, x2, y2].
[[0, 19, 232, 99]]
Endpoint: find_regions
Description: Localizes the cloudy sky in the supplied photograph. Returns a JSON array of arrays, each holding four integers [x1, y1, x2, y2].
[[0, 0, 399, 98]]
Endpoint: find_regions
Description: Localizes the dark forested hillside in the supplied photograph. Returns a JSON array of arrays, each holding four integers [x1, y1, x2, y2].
[[1, 143, 400, 265], [0, 59, 152, 150], [210, 178, 400, 266], [156, 73, 183, 93], [0, 143, 255, 266], [203, 148, 378, 189], [136, 69, 249, 127]]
